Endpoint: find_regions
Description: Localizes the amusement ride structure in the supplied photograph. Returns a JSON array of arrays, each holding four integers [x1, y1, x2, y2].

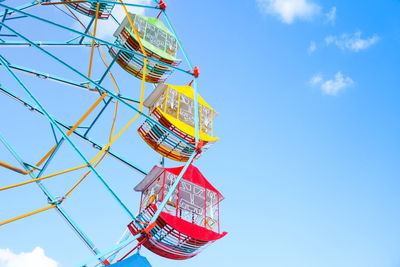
[[0, 0, 226, 266]]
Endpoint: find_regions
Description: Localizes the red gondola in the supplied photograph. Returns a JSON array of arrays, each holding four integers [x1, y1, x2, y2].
[[128, 165, 227, 260]]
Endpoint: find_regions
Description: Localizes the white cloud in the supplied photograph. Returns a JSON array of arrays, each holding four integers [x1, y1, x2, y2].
[[72, 0, 152, 40], [325, 31, 380, 52], [325, 6, 336, 24], [310, 72, 354, 95], [0, 247, 58, 267], [310, 73, 323, 84], [325, 35, 335, 45], [257, 0, 321, 24], [308, 41, 316, 54]]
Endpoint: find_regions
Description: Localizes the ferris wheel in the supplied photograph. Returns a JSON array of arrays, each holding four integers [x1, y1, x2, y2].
[[0, 0, 226, 266]]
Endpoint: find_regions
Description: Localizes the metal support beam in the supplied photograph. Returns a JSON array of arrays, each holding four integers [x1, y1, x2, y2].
[[0, 55, 136, 221], [98, 49, 120, 85], [0, 41, 94, 46], [84, 97, 113, 137], [148, 152, 196, 225], [0, 8, 8, 32], [69, 0, 158, 9], [76, 233, 141, 267], [0, 3, 192, 75], [78, 15, 96, 44], [0, 132, 106, 265], [0, 1, 39, 19], [77, 151, 197, 267], [0, 21, 195, 149], [0, 84, 147, 175], [160, 5, 200, 142], [0, 63, 98, 91]]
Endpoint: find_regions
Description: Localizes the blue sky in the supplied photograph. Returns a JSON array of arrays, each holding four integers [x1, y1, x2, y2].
[[0, 0, 400, 266]]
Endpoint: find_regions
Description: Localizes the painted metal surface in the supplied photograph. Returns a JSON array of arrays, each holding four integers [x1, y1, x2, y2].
[[0, 0, 220, 265]]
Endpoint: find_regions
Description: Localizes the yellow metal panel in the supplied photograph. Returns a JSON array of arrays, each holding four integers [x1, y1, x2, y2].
[[177, 92, 181, 120], [211, 109, 214, 137], [199, 104, 202, 132], [167, 84, 214, 110], [157, 107, 219, 142], [163, 86, 169, 113]]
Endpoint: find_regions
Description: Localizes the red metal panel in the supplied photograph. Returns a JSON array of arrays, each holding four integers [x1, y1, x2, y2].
[[127, 204, 226, 260]]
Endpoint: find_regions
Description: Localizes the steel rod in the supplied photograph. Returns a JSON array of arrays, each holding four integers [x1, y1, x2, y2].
[[0, 132, 106, 264], [0, 84, 147, 175], [0, 3, 192, 75], [0, 55, 136, 220], [0, 21, 195, 149]]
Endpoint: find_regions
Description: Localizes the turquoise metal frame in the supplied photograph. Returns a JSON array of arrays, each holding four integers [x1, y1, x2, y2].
[[0, 0, 204, 265], [0, 131, 108, 265], [0, 84, 147, 175]]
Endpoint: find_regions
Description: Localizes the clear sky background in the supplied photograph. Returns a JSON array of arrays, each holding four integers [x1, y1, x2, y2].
[[0, 0, 400, 267]]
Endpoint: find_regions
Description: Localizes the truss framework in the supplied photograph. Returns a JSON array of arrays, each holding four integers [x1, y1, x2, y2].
[[0, 1, 204, 265]]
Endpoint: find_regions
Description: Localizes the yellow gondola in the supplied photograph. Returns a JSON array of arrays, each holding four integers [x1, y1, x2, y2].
[[138, 84, 218, 162]]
